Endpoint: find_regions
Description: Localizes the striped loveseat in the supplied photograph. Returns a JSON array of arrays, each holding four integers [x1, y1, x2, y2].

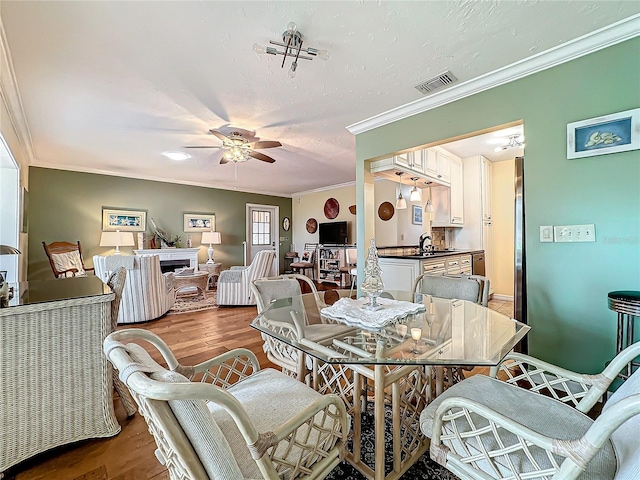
[[94, 255, 176, 324], [217, 249, 276, 306]]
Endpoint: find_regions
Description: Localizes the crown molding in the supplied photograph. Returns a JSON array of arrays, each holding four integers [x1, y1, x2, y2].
[[30, 163, 293, 198], [0, 20, 35, 164], [347, 14, 640, 135], [292, 180, 356, 197]]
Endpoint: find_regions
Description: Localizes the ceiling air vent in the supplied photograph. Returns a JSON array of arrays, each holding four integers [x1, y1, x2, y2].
[[414, 71, 458, 95]]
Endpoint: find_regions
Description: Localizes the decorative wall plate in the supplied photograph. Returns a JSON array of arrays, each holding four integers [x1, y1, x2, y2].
[[282, 217, 290, 231], [306, 218, 318, 233], [349, 205, 356, 215], [378, 202, 395, 221], [324, 198, 340, 219]]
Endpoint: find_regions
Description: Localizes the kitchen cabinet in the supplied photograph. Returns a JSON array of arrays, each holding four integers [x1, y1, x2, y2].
[[422, 148, 451, 185], [379, 258, 422, 291], [454, 155, 493, 293], [370, 151, 425, 177], [431, 155, 464, 227]]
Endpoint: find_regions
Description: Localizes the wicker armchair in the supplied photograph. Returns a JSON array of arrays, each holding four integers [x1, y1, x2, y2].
[[104, 329, 349, 480], [217, 249, 276, 306], [420, 342, 640, 480]]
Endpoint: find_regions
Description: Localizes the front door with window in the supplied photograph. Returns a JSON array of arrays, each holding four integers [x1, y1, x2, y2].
[[246, 204, 278, 275]]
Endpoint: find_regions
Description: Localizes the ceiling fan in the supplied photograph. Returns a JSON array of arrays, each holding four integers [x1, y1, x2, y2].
[[184, 129, 282, 164]]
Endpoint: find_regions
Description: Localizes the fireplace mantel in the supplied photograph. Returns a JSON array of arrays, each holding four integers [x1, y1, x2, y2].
[[134, 248, 200, 271]]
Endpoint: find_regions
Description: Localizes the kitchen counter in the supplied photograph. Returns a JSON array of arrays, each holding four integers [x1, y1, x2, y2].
[[379, 249, 483, 260]]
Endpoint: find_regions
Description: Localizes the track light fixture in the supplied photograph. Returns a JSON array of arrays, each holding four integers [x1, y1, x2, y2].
[[495, 134, 525, 152], [253, 22, 329, 78]]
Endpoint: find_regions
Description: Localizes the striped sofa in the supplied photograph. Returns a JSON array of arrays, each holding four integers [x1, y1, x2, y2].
[[94, 255, 176, 324], [217, 249, 276, 306]]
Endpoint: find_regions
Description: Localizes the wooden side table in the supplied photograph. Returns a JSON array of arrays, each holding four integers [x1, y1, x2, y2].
[[199, 263, 222, 290]]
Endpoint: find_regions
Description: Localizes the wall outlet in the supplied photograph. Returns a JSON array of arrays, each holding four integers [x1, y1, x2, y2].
[[554, 224, 595, 243], [540, 226, 553, 242]]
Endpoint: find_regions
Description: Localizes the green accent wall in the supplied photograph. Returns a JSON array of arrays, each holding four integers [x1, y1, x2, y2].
[[355, 38, 640, 373], [29, 167, 292, 280]]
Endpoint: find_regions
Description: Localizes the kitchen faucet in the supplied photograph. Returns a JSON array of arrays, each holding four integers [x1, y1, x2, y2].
[[419, 233, 434, 255]]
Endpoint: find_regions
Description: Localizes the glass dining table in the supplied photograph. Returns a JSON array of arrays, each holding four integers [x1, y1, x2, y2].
[[250, 289, 530, 480]]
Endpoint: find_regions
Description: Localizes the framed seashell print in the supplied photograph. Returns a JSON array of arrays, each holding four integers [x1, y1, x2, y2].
[[567, 108, 639, 159]]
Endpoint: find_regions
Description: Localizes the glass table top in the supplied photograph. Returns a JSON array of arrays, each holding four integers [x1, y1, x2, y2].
[[2, 276, 111, 308], [251, 290, 530, 367]]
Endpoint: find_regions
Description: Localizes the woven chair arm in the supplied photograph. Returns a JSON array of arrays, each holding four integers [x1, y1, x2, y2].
[[490, 352, 611, 412], [188, 348, 260, 387], [230, 265, 249, 271], [258, 393, 349, 473], [107, 328, 182, 369], [219, 269, 243, 283]]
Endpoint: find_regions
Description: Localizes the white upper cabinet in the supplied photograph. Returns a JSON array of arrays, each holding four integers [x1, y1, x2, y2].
[[431, 150, 464, 227], [369, 151, 425, 176], [449, 157, 464, 224]]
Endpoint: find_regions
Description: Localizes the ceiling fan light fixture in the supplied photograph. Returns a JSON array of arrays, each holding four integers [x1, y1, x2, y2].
[[495, 134, 525, 152]]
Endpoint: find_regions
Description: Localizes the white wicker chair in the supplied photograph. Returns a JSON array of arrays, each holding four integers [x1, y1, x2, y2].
[[250, 274, 354, 382], [420, 342, 640, 480], [217, 250, 276, 306], [104, 328, 349, 480], [94, 254, 176, 324]]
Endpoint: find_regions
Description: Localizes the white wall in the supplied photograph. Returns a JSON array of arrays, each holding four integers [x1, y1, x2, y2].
[[292, 180, 429, 250]]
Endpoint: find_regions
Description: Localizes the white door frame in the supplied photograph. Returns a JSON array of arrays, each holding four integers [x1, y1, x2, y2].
[[245, 203, 279, 275]]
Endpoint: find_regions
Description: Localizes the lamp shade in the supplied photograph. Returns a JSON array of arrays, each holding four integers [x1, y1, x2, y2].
[[201, 231, 221, 245], [100, 231, 135, 247]]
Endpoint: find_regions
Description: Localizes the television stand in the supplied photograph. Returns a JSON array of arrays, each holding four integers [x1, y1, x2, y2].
[[317, 245, 354, 287]]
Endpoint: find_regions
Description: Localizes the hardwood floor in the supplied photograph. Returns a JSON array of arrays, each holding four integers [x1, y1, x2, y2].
[[8, 290, 514, 480]]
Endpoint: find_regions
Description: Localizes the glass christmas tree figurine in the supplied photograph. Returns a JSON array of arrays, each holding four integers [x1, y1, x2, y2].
[[360, 238, 385, 311]]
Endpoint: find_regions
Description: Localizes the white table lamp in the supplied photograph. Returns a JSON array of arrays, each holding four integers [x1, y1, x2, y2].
[[201, 231, 221, 264], [100, 229, 135, 255]]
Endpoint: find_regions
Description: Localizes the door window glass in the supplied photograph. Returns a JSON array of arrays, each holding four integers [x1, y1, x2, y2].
[[252, 210, 271, 245]]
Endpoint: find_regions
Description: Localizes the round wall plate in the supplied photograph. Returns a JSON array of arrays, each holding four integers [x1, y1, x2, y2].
[[282, 217, 290, 231], [324, 198, 340, 219], [378, 202, 395, 221], [349, 205, 356, 215], [306, 218, 318, 233]]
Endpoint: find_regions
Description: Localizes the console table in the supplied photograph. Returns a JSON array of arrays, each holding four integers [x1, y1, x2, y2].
[[134, 248, 200, 272], [0, 276, 120, 476]]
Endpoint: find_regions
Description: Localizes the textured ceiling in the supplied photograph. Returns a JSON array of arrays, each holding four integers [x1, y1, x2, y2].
[[2, 1, 638, 196]]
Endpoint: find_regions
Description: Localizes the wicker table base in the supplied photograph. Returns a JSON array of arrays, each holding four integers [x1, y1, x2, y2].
[[174, 271, 209, 299]]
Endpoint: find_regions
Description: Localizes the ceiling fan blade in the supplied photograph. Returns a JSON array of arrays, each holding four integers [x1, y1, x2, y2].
[[220, 157, 231, 164], [183, 145, 222, 149], [209, 129, 231, 143], [248, 140, 282, 149], [249, 151, 276, 163]]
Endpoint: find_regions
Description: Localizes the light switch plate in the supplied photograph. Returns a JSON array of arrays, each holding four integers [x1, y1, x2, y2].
[[540, 226, 553, 242], [554, 224, 596, 243]]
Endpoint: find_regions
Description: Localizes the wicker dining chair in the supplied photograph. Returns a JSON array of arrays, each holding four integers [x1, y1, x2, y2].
[[290, 243, 317, 280], [421, 342, 640, 480], [104, 328, 349, 480]]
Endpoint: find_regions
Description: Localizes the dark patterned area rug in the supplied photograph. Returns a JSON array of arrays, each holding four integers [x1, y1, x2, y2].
[[326, 407, 459, 480]]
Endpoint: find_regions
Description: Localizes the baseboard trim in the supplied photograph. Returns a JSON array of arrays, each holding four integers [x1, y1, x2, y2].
[[490, 294, 514, 302]]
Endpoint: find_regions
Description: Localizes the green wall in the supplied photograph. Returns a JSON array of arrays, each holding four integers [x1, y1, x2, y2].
[[29, 167, 292, 280], [356, 38, 640, 373]]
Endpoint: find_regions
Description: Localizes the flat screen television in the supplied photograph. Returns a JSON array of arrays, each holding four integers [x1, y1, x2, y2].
[[319, 221, 348, 245]]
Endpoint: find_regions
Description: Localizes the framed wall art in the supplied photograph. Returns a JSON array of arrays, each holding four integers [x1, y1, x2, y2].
[[412, 205, 422, 225], [567, 108, 640, 159], [102, 208, 147, 232], [184, 213, 215, 232]]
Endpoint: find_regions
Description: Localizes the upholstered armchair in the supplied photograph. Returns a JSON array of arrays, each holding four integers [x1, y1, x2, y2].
[[420, 342, 640, 480], [94, 255, 175, 324], [217, 250, 276, 306], [104, 328, 349, 480]]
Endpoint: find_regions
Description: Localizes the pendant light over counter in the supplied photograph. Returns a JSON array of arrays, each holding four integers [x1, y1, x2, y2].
[[409, 177, 421, 202], [395, 172, 407, 210], [424, 181, 435, 213]]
